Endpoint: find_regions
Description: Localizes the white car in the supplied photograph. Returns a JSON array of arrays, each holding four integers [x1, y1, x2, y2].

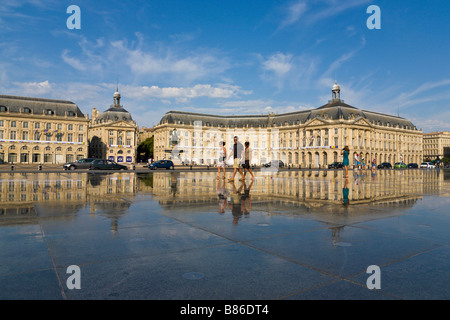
[[420, 162, 436, 168]]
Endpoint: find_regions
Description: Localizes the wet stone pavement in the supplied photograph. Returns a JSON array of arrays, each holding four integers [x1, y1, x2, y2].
[[1, 168, 450, 300]]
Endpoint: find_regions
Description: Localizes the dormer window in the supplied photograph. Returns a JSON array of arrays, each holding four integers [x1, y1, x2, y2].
[[46, 109, 54, 115], [0, 106, 7, 112], [67, 111, 75, 117], [23, 107, 31, 113]]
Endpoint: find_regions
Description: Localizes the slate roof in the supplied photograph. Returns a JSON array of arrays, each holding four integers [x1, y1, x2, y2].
[[158, 99, 419, 130], [95, 104, 134, 123], [0, 94, 85, 117]]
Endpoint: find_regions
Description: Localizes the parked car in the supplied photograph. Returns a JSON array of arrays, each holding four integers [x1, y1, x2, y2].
[[328, 162, 343, 169], [149, 160, 175, 170], [407, 163, 418, 168], [377, 162, 392, 169], [263, 160, 285, 168], [420, 162, 436, 169], [63, 158, 96, 170], [394, 162, 407, 169], [89, 159, 128, 170]]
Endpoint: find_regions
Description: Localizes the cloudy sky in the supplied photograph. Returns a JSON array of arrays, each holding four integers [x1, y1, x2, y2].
[[1, 0, 449, 132]]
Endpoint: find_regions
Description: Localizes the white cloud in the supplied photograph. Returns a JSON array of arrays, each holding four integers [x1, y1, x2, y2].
[[261, 52, 317, 91], [10, 80, 52, 95], [279, 0, 371, 28], [122, 83, 251, 100], [263, 52, 293, 76], [110, 39, 231, 84], [61, 50, 87, 71], [280, 1, 308, 29]]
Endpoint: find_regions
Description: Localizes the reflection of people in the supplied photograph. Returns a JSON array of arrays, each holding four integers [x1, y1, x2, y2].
[[228, 136, 244, 182], [217, 141, 227, 180], [341, 146, 350, 178], [241, 180, 253, 215], [371, 158, 377, 174], [217, 178, 229, 214], [242, 141, 254, 180], [354, 153, 360, 169], [342, 177, 350, 206], [228, 180, 244, 225]]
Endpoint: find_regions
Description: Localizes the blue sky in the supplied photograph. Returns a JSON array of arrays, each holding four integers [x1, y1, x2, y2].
[[1, 0, 450, 132]]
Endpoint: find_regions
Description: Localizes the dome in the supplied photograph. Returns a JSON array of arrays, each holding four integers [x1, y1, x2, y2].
[[96, 106, 134, 123], [332, 82, 340, 91], [95, 90, 134, 124]]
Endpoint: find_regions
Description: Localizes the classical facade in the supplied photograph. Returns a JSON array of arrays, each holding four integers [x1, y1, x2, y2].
[[423, 131, 450, 160], [0, 94, 89, 164], [153, 83, 423, 167], [88, 90, 138, 164]]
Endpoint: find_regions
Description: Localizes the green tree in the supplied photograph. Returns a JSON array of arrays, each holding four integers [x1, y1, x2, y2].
[[137, 136, 154, 162]]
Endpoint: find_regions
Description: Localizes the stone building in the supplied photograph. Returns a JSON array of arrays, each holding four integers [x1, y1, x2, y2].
[[0, 94, 89, 164], [88, 90, 138, 164], [423, 131, 450, 161], [152, 83, 423, 167]]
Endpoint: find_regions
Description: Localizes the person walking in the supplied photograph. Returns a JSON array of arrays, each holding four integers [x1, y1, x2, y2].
[[228, 136, 244, 182], [242, 141, 254, 180], [217, 141, 227, 179], [341, 146, 350, 178]]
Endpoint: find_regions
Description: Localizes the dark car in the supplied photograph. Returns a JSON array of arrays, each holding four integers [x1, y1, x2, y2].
[[63, 158, 96, 170], [263, 160, 285, 168], [328, 162, 343, 169], [149, 160, 175, 170], [89, 159, 128, 170], [407, 163, 418, 168], [377, 162, 392, 169]]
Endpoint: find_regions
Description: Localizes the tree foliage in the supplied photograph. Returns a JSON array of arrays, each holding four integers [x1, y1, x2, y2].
[[137, 136, 154, 161]]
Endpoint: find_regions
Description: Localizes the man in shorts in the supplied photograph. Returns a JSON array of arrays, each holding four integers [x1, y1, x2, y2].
[[228, 136, 244, 182]]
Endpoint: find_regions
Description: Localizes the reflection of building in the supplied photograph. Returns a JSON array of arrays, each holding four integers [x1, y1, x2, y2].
[[0, 172, 136, 232], [153, 83, 423, 167], [423, 131, 450, 161], [0, 95, 89, 164], [88, 90, 138, 164], [1, 170, 448, 228], [147, 170, 449, 214]]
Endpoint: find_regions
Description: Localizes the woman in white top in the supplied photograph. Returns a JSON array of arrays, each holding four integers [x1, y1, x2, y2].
[[217, 141, 227, 179]]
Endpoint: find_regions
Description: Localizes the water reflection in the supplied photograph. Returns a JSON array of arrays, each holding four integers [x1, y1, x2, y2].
[[227, 180, 254, 225], [0, 169, 449, 229]]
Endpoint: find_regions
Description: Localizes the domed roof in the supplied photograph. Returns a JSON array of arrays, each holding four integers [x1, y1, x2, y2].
[[94, 91, 135, 124], [96, 106, 134, 123]]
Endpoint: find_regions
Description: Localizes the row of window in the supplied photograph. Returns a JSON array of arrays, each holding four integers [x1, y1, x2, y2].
[[0, 120, 84, 131], [0, 130, 84, 142], [164, 128, 422, 144], [1, 153, 84, 163]]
